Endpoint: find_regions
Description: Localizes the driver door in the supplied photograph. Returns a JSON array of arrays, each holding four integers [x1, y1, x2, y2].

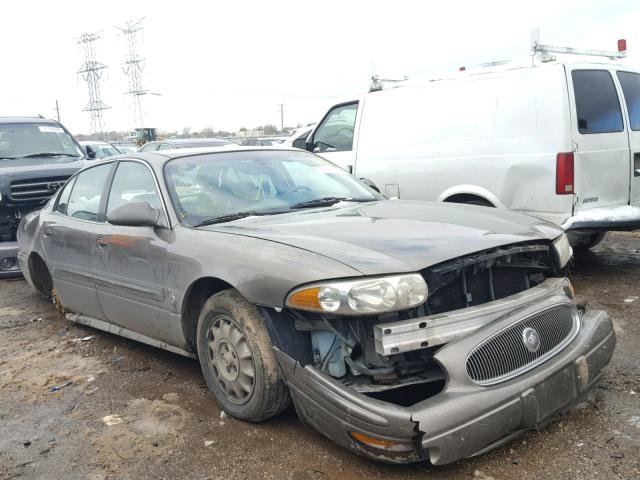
[[309, 102, 360, 173], [92, 160, 176, 344]]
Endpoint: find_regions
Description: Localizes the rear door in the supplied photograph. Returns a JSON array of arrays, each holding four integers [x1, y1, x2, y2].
[[308, 101, 360, 173], [566, 66, 630, 212], [615, 70, 640, 207], [42, 162, 114, 319]]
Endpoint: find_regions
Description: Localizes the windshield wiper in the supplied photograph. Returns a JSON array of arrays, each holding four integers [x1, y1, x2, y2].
[[193, 210, 287, 227], [290, 197, 376, 209], [19, 152, 80, 158]]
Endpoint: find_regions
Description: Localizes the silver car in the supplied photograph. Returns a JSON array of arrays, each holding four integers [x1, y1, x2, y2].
[[17, 146, 615, 464]]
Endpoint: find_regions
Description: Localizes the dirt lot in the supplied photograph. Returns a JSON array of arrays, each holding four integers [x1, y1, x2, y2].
[[1, 232, 639, 480]]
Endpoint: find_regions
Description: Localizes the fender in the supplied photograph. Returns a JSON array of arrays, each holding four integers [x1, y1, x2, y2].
[[437, 185, 506, 209]]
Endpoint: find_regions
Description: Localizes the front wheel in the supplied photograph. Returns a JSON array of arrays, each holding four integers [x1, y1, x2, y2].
[[196, 289, 291, 421]]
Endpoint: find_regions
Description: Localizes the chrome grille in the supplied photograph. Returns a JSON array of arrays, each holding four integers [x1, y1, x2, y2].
[[9, 176, 69, 203], [466, 304, 580, 386]]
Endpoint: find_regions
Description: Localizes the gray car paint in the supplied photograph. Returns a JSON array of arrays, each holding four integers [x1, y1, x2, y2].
[[17, 147, 614, 464]]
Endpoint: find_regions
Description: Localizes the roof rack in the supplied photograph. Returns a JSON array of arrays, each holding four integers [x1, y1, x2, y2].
[[530, 28, 627, 62], [369, 75, 408, 92]]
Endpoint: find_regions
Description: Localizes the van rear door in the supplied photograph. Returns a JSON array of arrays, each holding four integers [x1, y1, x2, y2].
[[565, 66, 630, 213], [615, 70, 640, 207]]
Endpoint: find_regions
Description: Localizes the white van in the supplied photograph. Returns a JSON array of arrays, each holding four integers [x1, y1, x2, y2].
[[306, 59, 640, 248]]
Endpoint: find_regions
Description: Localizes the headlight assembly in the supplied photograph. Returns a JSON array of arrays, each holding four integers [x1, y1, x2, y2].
[[286, 274, 428, 315], [553, 232, 573, 268]]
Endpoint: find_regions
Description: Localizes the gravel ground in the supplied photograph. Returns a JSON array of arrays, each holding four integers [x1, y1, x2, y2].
[[0, 232, 638, 480]]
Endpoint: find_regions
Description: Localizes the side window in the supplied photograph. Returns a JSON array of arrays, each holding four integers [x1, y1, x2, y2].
[[617, 71, 640, 131], [572, 70, 624, 134], [157, 144, 172, 150], [66, 163, 112, 221], [312, 103, 358, 153], [54, 177, 76, 214], [107, 161, 162, 215]]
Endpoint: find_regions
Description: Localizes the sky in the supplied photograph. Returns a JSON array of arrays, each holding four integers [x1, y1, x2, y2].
[[2, 0, 639, 135]]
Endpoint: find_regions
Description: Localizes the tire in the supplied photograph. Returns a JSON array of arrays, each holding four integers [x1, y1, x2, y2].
[[463, 198, 493, 207], [196, 289, 291, 422], [573, 232, 606, 252]]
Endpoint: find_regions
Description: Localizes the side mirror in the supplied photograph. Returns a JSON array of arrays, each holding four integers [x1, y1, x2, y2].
[[305, 134, 314, 152], [85, 144, 98, 159], [107, 201, 162, 227], [359, 178, 380, 193]]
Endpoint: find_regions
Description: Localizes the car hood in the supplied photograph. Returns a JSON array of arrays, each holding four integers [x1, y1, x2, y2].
[[205, 200, 563, 275], [0, 158, 88, 197]]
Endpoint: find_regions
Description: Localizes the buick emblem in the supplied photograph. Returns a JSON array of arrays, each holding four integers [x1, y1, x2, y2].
[[522, 327, 541, 353], [47, 182, 63, 192]]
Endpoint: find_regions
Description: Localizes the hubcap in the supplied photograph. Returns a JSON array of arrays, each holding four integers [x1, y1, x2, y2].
[[206, 315, 255, 404]]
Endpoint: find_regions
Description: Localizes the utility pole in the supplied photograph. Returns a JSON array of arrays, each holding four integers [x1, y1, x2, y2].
[[278, 103, 284, 134], [77, 32, 110, 136], [55, 100, 60, 122]]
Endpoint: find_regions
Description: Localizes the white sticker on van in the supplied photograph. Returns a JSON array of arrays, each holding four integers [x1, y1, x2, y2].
[[38, 126, 64, 133]]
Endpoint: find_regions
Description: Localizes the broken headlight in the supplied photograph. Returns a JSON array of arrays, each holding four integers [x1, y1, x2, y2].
[[286, 274, 428, 315], [553, 232, 573, 268]]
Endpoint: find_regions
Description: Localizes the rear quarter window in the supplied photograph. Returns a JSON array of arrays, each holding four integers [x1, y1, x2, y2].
[[572, 70, 624, 134], [617, 71, 640, 131]]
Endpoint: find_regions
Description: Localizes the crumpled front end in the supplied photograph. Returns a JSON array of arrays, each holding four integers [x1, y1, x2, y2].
[[273, 290, 615, 464]]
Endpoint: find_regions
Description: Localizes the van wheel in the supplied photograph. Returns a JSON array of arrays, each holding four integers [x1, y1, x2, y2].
[[574, 232, 606, 252], [196, 289, 291, 422], [463, 198, 493, 207], [445, 194, 494, 207]]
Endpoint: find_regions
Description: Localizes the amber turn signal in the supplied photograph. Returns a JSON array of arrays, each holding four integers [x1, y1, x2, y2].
[[350, 431, 397, 448], [287, 287, 321, 310]]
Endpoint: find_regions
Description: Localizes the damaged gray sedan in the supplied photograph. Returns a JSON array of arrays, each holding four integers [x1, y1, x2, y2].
[[17, 146, 615, 464]]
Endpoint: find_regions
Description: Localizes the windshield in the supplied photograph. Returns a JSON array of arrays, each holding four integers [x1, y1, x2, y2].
[[164, 150, 381, 226], [0, 123, 83, 160], [94, 144, 120, 158]]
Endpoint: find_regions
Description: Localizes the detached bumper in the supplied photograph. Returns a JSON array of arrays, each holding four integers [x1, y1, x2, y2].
[[0, 241, 22, 278], [276, 303, 615, 464], [562, 205, 640, 231]]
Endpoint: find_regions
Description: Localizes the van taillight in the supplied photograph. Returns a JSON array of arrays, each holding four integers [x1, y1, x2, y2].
[[556, 152, 574, 195]]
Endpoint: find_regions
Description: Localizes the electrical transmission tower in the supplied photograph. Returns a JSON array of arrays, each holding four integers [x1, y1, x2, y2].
[[77, 32, 110, 136], [115, 17, 148, 128]]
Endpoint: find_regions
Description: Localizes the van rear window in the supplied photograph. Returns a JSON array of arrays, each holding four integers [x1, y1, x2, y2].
[[572, 70, 624, 134], [617, 71, 640, 131]]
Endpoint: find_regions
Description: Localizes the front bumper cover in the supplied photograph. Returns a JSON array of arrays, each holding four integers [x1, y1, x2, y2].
[[276, 295, 615, 464], [0, 241, 21, 278]]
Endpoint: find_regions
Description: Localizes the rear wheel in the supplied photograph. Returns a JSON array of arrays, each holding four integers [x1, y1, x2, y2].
[[573, 232, 606, 252], [28, 254, 53, 299], [196, 289, 290, 421]]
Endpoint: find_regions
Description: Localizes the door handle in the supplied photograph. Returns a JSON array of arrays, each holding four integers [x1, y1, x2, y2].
[[96, 237, 108, 249], [635, 168, 640, 177]]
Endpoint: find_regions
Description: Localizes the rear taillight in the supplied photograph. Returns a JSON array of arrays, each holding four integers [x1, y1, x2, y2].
[[556, 152, 574, 195]]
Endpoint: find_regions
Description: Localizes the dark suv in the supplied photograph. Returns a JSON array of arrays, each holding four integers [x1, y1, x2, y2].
[[0, 117, 90, 277]]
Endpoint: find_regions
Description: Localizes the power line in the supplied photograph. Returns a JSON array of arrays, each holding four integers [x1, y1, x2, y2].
[[77, 32, 110, 136]]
